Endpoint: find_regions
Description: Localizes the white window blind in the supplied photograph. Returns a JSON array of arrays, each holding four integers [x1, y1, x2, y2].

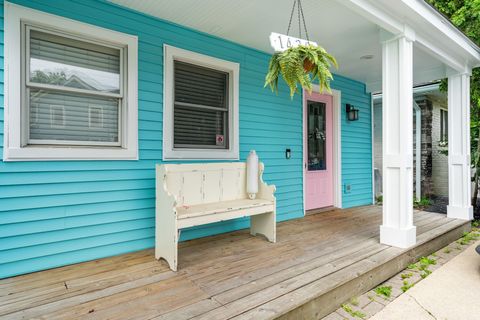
[[173, 61, 228, 149], [29, 89, 119, 142], [25, 26, 123, 146]]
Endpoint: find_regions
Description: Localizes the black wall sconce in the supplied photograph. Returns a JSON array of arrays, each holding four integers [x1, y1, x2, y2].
[[346, 104, 359, 121]]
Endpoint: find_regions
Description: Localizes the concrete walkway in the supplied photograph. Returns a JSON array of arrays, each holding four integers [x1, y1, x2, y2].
[[371, 240, 480, 320]]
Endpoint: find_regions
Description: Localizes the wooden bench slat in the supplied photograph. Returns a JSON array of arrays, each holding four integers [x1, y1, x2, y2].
[[177, 199, 273, 219]]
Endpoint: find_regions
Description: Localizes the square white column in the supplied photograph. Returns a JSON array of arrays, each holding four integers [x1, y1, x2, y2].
[[447, 72, 473, 220], [380, 34, 416, 248]]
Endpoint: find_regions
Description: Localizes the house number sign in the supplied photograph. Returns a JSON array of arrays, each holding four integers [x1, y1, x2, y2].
[[269, 32, 317, 52]]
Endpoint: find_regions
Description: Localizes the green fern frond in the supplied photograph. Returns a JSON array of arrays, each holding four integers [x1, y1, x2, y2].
[[264, 44, 338, 98]]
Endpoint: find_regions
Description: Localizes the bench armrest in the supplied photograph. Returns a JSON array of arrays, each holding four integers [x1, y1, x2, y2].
[[156, 164, 178, 213], [257, 162, 276, 202]]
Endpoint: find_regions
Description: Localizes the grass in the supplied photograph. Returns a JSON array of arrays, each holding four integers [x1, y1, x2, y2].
[[472, 220, 480, 228], [420, 269, 432, 279], [350, 297, 359, 306], [401, 272, 413, 279], [457, 231, 480, 245], [413, 197, 432, 209], [401, 280, 414, 292], [444, 248, 451, 254], [374, 286, 392, 299], [341, 304, 366, 319], [418, 256, 436, 270], [407, 263, 417, 270]]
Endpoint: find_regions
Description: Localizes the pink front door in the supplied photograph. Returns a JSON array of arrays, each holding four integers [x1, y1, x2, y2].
[[304, 91, 334, 210]]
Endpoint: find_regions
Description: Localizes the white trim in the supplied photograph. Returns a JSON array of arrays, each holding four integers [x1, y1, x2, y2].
[[371, 92, 375, 204], [403, 0, 480, 64], [302, 87, 342, 215], [3, 2, 138, 161], [413, 101, 421, 201], [333, 89, 343, 209], [339, 0, 480, 71], [162, 45, 239, 161], [447, 73, 473, 220]]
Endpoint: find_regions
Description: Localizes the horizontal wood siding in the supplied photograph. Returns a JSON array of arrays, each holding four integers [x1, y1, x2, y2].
[[0, 0, 372, 278], [331, 75, 373, 208]]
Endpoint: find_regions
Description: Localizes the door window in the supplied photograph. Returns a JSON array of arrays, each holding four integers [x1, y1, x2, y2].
[[307, 101, 327, 171]]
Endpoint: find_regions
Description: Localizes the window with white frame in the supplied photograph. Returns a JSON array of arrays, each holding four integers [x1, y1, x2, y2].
[[163, 45, 239, 160], [4, 3, 138, 161], [440, 109, 448, 142]]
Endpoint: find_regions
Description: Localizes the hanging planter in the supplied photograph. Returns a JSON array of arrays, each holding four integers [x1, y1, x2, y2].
[[265, 0, 338, 98], [265, 44, 337, 98]]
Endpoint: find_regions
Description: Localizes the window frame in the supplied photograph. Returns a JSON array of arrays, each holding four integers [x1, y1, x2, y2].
[[4, 2, 138, 161], [163, 45, 239, 160]]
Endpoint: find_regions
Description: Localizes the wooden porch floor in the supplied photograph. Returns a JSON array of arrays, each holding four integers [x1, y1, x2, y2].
[[0, 206, 469, 320]]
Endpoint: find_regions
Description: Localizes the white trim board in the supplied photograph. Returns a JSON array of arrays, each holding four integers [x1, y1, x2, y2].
[[302, 87, 342, 216], [371, 92, 375, 204], [3, 2, 138, 161]]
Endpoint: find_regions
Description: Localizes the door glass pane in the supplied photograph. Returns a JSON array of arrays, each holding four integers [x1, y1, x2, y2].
[[307, 101, 326, 171]]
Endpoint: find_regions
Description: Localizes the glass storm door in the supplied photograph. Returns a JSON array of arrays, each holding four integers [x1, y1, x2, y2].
[[304, 92, 334, 210]]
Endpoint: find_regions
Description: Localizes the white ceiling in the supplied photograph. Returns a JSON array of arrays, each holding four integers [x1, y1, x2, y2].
[[109, 0, 446, 91]]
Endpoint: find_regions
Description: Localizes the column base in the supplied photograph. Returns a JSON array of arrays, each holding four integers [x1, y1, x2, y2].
[[380, 225, 416, 248], [447, 205, 473, 221]]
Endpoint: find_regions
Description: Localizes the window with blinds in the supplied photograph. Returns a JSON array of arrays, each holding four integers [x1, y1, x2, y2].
[[173, 61, 229, 149], [25, 26, 123, 146]]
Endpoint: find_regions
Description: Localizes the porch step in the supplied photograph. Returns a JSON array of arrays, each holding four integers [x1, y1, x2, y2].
[[243, 217, 470, 320]]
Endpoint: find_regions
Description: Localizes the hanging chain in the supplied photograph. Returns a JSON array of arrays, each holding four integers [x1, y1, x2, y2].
[[285, 0, 310, 41], [286, 0, 297, 36], [298, 0, 302, 39], [299, 0, 310, 41]]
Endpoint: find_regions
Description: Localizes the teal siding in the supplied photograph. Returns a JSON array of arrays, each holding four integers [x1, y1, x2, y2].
[[0, 0, 371, 279], [331, 76, 373, 208]]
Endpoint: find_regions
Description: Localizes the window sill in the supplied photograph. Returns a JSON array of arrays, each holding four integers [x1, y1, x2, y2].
[[3, 146, 138, 161], [162, 148, 239, 161]]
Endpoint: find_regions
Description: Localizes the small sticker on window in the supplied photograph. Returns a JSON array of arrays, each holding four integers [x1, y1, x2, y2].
[[216, 134, 225, 146]]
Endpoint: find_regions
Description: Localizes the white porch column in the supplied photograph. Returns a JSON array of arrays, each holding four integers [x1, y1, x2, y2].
[[380, 32, 416, 248], [447, 72, 473, 220]]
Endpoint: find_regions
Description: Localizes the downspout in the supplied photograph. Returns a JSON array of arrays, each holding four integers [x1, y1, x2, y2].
[[413, 101, 421, 201]]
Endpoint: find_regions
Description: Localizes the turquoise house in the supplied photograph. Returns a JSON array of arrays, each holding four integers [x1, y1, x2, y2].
[[1, 0, 477, 279]]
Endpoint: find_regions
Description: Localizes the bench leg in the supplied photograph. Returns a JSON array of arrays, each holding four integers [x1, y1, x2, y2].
[[155, 216, 178, 271], [250, 211, 276, 243]]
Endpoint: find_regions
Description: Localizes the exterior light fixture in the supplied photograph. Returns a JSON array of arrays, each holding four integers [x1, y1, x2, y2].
[[285, 148, 291, 159], [346, 104, 359, 121]]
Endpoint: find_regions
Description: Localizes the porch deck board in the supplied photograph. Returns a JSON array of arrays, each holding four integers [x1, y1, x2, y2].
[[0, 206, 469, 320]]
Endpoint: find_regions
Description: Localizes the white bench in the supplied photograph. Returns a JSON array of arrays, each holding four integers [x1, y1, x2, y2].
[[155, 162, 276, 271]]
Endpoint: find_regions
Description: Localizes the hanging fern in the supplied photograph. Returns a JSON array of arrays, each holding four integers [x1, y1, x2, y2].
[[265, 44, 338, 98]]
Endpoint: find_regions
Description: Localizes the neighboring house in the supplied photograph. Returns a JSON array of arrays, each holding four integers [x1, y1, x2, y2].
[[1, 0, 479, 280], [373, 83, 449, 198]]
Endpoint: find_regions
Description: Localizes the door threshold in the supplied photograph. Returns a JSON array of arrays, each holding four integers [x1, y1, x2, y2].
[[306, 206, 336, 215]]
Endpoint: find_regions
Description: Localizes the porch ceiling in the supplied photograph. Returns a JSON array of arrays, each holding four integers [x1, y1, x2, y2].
[[110, 0, 449, 91]]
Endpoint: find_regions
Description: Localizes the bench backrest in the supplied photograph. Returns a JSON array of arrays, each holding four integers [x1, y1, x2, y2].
[[159, 162, 259, 207]]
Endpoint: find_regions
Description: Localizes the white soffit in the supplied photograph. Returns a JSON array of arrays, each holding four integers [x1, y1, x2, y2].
[[108, 0, 469, 91]]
